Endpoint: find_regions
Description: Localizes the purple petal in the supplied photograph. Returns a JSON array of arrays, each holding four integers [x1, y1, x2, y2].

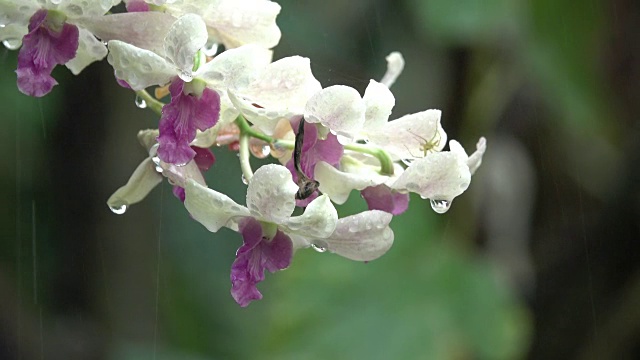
[[192, 146, 215, 172], [16, 9, 79, 97], [172, 186, 186, 202], [157, 79, 221, 165], [361, 185, 409, 215], [231, 218, 293, 307], [286, 119, 344, 206], [126, 1, 150, 12], [116, 77, 132, 89]]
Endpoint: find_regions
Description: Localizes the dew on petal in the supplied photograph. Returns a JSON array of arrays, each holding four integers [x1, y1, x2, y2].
[[178, 70, 193, 82], [430, 199, 451, 214], [241, 174, 249, 185]]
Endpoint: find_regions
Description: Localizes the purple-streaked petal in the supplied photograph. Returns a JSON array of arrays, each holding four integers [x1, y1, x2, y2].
[[192, 146, 215, 171], [289, 119, 343, 178], [157, 79, 221, 165], [246, 164, 298, 224], [172, 185, 186, 202], [231, 217, 293, 307], [126, 0, 150, 12], [361, 184, 409, 215], [16, 10, 79, 97]]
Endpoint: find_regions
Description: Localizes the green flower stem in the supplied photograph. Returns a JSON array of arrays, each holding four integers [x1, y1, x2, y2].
[[238, 133, 253, 182], [234, 115, 395, 176], [135, 90, 164, 115], [234, 115, 273, 143], [273, 139, 395, 176], [344, 143, 395, 176]]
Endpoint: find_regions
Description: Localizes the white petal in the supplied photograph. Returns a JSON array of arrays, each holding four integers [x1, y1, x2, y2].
[[243, 56, 321, 112], [137, 129, 159, 151], [468, 137, 487, 175], [0, 22, 27, 45], [0, 1, 37, 26], [107, 158, 162, 210], [197, 44, 272, 90], [65, 28, 107, 75], [77, 12, 176, 56], [228, 90, 292, 136], [282, 195, 338, 239], [246, 164, 298, 224], [366, 109, 446, 160], [304, 85, 366, 140], [53, 0, 114, 18], [379, 51, 404, 88], [184, 179, 251, 233], [314, 161, 388, 204], [160, 160, 206, 189], [107, 40, 175, 90], [323, 210, 394, 261], [391, 149, 471, 202], [363, 79, 395, 130], [164, 14, 208, 75], [202, 0, 281, 49]]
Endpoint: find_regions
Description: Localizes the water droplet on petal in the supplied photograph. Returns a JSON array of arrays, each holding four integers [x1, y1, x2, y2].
[[178, 70, 193, 82], [430, 199, 451, 214], [241, 174, 249, 185], [3, 39, 21, 50], [109, 204, 128, 215], [135, 95, 147, 109]]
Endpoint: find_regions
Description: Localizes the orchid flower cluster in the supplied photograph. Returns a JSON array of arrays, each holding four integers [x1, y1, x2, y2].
[[2, 0, 486, 307]]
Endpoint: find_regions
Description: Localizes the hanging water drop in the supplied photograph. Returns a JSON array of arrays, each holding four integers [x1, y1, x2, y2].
[[261, 145, 270, 157], [241, 174, 249, 185], [135, 95, 147, 109], [311, 242, 327, 253], [430, 199, 451, 214], [2, 39, 21, 50], [109, 204, 128, 215]]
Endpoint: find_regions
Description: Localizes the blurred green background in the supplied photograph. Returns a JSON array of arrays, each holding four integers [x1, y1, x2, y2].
[[1, 0, 639, 359]]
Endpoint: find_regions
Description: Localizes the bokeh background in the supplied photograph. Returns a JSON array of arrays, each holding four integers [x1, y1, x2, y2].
[[1, 0, 639, 359]]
